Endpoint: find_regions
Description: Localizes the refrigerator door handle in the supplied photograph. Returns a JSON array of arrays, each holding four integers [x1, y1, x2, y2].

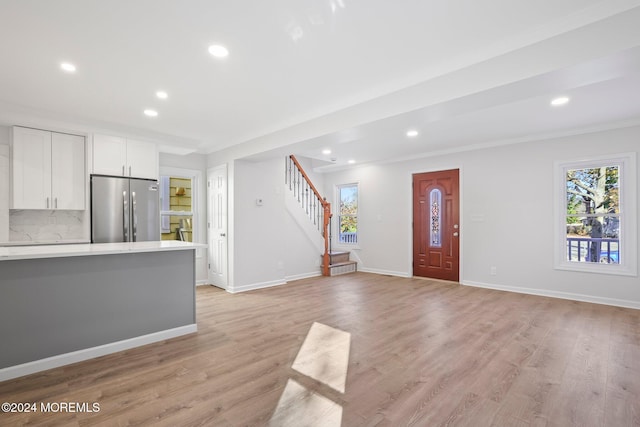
[[132, 191, 138, 242], [123, 191, 129, 241]]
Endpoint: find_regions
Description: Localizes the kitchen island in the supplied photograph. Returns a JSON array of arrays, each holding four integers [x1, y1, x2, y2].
[[0, 240, 206, 381]]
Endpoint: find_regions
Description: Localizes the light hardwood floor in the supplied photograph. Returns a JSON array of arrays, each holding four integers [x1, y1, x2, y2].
[[1, 272, 639, 426]]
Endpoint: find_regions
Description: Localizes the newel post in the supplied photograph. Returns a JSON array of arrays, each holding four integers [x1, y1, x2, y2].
[[322, 202, 332, 276]]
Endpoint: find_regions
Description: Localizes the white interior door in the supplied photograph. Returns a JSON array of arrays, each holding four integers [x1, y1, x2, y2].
[[208, 164, 228, 289]]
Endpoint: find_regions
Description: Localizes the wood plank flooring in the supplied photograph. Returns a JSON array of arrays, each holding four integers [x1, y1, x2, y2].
[[1, 272, 639, 426]]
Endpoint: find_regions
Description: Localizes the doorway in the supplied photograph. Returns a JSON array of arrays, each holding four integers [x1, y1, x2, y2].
[[208, 164, 228, 289], [413, 169, 460, 281]]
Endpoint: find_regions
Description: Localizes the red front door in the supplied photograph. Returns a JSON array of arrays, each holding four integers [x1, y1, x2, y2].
[[413, 169, 460, 281]]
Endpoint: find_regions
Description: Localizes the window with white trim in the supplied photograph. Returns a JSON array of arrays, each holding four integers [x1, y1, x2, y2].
[[554, 153, 637, 276], [337, 183, 358, 244]]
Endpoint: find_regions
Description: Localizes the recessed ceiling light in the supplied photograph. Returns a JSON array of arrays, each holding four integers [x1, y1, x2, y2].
[[60, 62, 76, 73], [208, 44, 229, 58], [156, 91, 168, 99], [551, 96, 570, 106], [347, 159, 356, 164], [322, 149, 332, 155], [406, 129, 419, 138], [143, 109, 158, 117]]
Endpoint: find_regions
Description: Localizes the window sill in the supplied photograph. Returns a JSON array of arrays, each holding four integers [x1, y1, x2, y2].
[[555, 262, 637, 277]]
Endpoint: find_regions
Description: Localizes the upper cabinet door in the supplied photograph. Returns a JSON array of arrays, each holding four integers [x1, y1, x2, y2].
[[93, 134, 126, 176], [11, 127, 52, 209], [126, 139, 158, 180], [51, 133, 86, 210]]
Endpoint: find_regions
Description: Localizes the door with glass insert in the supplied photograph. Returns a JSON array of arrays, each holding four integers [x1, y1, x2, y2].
[[413, 169, 460, 281]]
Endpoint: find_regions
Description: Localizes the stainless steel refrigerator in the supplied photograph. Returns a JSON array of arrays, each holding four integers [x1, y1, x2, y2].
[[91, 175, 160, 243]]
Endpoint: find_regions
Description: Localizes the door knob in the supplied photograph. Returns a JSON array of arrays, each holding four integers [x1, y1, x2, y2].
[[220, 233, 226, 237], [453, 232, 459, 237]]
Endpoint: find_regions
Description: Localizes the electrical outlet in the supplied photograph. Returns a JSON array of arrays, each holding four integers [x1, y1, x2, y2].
[[490, 266, 497, 275]]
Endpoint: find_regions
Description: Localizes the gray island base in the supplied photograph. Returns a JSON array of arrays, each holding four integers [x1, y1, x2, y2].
[[0, 241, 203, 381]]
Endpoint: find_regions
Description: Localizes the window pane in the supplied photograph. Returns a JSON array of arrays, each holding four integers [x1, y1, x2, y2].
[[339, 215, 357, 243], [566, 166, 619, 215], [340, 186, 357, 215], [565, 164, 621, 264], [338, 184, 358, 244], [161, 175, 194, 241]]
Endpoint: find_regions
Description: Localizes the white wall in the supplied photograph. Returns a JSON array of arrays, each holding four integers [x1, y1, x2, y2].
[[231, 158, 320, 292], [322, 125, 640, 308]]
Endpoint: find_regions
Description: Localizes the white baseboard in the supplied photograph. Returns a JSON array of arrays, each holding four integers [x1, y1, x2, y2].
[[359, 267, 411, 278], [0, 324, 197, 382], [228, 271, 323, 293], [229, 279, 287, 293], [285, 271, 322, 282], [196, 280, 209, 286], [462, 280, 640, 310]]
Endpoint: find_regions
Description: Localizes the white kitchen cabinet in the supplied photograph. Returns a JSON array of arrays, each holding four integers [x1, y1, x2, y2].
[[92, 134, 158, 180], [126, 139, 158, 180], [92, 134, 126, 177], [11, 127, 86, 210], [51, 132, 86, 210]]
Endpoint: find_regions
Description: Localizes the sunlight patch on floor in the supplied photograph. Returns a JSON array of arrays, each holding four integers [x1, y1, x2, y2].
[[269, 379, 343, 427], [291, 322, 351, 393]]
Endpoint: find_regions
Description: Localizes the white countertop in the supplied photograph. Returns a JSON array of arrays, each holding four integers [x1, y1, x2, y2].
[[0, 241, 207, 261]]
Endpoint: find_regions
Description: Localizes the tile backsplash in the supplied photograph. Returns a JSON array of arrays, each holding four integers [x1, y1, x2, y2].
[[9, 210, 87, 242]]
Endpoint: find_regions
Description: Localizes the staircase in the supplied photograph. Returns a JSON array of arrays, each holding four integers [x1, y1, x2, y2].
[[323, 251, 358, 276], [286, 155, 357, 276]]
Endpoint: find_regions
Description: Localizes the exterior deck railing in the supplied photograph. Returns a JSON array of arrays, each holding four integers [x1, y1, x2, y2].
[[339, 232, 357, 244], [566, 237, 619, 263]]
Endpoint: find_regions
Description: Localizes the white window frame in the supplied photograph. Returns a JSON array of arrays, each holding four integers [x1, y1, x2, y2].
[[336, 182, 359, 246], [553, 153, 637, 276]]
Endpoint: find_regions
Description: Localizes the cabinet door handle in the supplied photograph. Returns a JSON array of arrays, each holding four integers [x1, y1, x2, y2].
[[46, 197, 49, 209], [55, 198, 58, 209], [129, 166, 132, 176], [122, 165, 125, 176]]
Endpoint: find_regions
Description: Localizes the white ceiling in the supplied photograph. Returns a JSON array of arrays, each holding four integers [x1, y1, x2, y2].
[[1, 1, 640, 169]]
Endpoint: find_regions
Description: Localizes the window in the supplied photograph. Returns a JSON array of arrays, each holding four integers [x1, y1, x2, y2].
[[159, 167, 202, 249], [337, 183, 358, 244], [160, 175, 194, 242], [554, 153, 637, 276]]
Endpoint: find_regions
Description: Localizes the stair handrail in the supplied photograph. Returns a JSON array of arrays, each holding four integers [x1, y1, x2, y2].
[[288, 155, 332, 276]]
